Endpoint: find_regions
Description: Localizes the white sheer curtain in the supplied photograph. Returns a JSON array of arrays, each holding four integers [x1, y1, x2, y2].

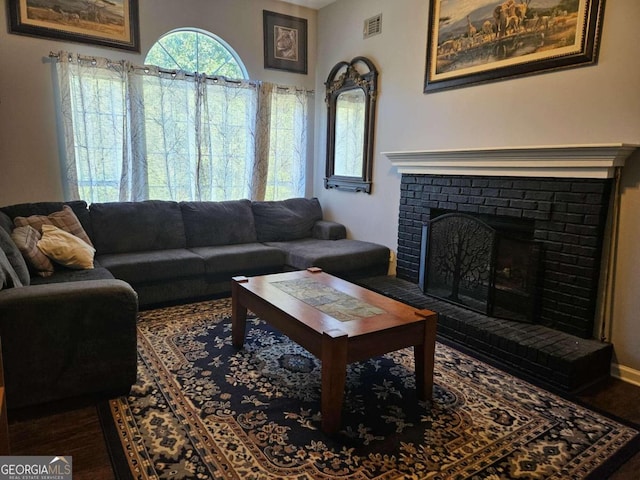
[[266, 86, 308, 201], [53, 51, 311, 203]]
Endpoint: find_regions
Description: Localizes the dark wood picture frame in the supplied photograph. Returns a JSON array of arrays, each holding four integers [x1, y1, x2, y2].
[[263, 10, 308, 74], [424, 0, 605, 93], [8, 0, 140, 52]]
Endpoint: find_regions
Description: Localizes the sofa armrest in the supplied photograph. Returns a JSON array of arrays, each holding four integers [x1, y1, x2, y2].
[[312, 220, 346, 240], [0, 280, 139, 408]]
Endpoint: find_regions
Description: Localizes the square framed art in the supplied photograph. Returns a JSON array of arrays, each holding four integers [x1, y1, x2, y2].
[[263, 10, 308, 74]]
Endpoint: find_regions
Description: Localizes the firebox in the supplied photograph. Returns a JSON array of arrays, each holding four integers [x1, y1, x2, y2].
[[419, 211, 543, 323]]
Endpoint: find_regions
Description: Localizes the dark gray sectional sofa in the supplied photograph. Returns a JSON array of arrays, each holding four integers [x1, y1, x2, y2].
[[88, 197, 389, 307], [0, 197, 389, 409]]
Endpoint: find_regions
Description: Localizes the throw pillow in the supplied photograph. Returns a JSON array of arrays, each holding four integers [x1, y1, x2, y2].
[[0, 226, 30, 285], [14, 205, 93, 247], [0, 247, 23, 290], [37, 224, 95, 270], [11, 226, 55, 277]]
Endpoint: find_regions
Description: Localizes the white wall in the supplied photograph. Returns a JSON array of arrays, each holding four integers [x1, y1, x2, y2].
[[0, 0, 317, 204], [313, 0, 640, 380]]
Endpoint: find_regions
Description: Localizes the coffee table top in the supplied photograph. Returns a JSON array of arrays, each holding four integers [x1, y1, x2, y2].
[[233, 269, 435, 338]]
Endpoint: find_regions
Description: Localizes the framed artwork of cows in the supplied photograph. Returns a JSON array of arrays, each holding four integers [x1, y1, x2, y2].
[[424, 0, 605, 93]]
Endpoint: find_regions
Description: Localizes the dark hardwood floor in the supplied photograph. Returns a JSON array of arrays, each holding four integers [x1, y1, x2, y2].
[[8, 399, 115, 480], [7, 375, 640, 479]]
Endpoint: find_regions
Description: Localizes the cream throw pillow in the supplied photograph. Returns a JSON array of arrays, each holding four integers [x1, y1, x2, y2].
[[37, 224, 95, 270]]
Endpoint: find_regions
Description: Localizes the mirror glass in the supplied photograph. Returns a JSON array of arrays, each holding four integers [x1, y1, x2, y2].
[[334, 89, 366, 177], [324, 57, 378, 193]]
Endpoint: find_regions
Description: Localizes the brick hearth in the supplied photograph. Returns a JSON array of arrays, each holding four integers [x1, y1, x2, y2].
[[359, 275, 612, 392]]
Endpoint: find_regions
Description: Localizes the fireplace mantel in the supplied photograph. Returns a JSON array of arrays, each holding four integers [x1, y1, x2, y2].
[[383, 143, 638, 179]]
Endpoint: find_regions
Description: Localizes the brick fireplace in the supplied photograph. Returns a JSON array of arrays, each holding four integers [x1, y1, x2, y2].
[[402, 174, 610, 338], [381, 144, 637, 391]]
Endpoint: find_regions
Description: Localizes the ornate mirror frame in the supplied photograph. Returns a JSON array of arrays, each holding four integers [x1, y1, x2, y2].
[[324, 56, 378, 193]]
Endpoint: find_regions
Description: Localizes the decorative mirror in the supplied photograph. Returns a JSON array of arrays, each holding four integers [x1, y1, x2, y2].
[[324, 56, 378, 193]]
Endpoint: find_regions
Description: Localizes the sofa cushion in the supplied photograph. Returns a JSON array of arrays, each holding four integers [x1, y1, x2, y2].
[[14, 205, 93, 247], [0, 226, 30, 285], [252, 198, 323, 242], [189, 244, 285, 277], [38, 224, 95, 270], [264, 238, 390, 274], [0, 248, 23, 290], [90, 201, 187, 254], [96, 249, 204, 284], [180, 200, 257, 247], [30, 265, 115, 285], [11, 226, 55, 277]]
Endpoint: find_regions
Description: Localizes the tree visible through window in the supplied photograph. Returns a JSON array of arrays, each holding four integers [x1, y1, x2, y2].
[[145, 29, 247, 79]]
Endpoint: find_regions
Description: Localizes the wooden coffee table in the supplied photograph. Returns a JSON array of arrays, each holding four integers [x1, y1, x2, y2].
[[231, 269, 437, 434]]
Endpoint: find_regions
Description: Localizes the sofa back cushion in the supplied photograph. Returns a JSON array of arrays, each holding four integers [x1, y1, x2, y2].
[[90, 201, 187, 254], [180, 200, 257, 247], [252, 198, 323, 242]]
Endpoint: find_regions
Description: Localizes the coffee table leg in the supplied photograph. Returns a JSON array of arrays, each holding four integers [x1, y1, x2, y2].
[[415, 315, 437, 401], [321, 329, 348, 434], [231, 281, 248, 349]]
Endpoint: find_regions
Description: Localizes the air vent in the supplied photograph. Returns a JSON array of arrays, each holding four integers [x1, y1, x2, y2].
[[364, 14, 382, 39]]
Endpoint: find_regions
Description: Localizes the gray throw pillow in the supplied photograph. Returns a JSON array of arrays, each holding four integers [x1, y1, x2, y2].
[[0, 225, 30, 285], [0, 247, 23, 290]]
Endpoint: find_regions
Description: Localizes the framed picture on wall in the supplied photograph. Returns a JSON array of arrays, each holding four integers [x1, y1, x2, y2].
[[8, 0, 140, 52], [263, 10, 308, 74], [424, 0, 605, 93]]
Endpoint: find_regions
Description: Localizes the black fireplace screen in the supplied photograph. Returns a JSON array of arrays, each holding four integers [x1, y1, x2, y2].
[[420, 213, 542, 323]]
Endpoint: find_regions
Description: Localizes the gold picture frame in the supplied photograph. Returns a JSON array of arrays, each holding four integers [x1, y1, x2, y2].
[[8, 0, 140, 52], [424, 0, 605, 93]]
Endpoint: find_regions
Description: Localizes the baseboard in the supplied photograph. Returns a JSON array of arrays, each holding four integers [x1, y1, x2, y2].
[[611, 363, 640, 387]]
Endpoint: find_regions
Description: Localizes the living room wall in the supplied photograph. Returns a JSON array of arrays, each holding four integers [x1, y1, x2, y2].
[[313, 0, 640, 384], [0, 0, 317, 203]]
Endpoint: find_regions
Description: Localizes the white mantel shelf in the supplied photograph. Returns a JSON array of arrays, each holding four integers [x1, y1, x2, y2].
[[383, 144, 639, 179]]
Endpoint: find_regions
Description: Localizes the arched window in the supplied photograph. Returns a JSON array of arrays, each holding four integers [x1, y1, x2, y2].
[[145, 29, 248, 79]]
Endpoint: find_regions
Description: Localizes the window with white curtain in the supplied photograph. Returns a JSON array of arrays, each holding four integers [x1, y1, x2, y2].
[[54, 29, 311, 204]]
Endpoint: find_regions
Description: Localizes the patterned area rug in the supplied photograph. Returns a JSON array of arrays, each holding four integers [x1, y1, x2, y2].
[[100, 299, 640, 479]]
